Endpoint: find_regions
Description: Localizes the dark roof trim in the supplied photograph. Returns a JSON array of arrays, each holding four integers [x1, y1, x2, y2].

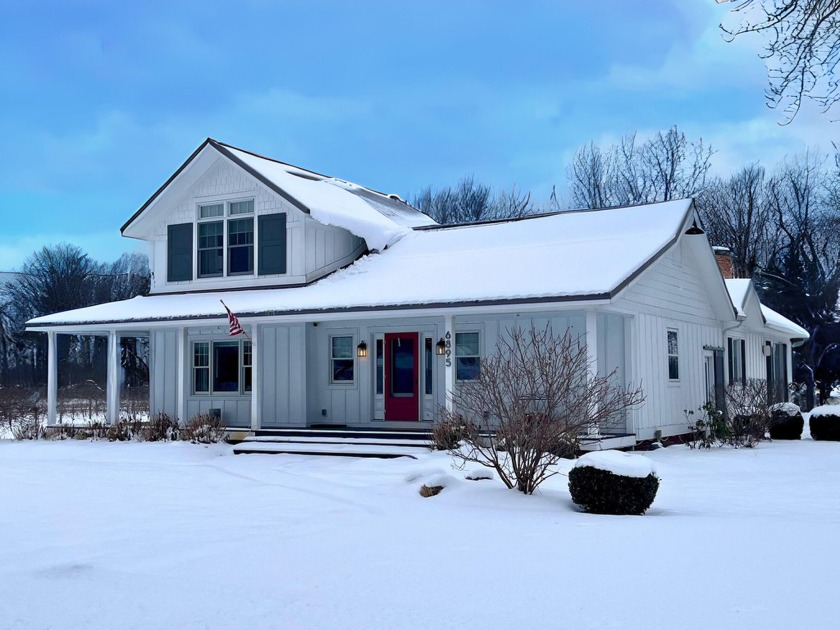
[[26, 293, 611, 329], [121, 138, 314, 235], [607, 207, 688, 299], [121, 138, 213, 234], [207, 139, 310, 215]]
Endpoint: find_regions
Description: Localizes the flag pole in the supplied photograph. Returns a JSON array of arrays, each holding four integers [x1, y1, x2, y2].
[[220, 300, 252, 341]]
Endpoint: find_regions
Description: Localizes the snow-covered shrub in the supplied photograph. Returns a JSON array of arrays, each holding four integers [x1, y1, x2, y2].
[[182, 413, 225, 444], [106, 417, 144, 442], [429, 415, 469, 451], [146, 411, 179, 442], [11, 415, 43, 440], [768, 403, 803, 440], [568, 451, 659, 515], [809, 406, 840, 441]]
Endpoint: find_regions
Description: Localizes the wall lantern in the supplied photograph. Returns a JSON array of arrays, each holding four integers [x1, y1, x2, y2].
[[357, 341, 368, 358], [435, 338, 446, 356]]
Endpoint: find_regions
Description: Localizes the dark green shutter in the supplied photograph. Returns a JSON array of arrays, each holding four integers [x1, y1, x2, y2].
[[714, 349, 725, 411], [727, 338, 733, 384], [167, 223, 193, 282], [740, 339, 746, 386], [258, 213, 287, 275]]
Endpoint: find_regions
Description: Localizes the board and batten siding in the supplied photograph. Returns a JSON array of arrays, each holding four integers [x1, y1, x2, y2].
[[613, 243, 726, 440], [151, 330, 178, 417], [148, 157, 365, 294], [259, 323, 307, 427]]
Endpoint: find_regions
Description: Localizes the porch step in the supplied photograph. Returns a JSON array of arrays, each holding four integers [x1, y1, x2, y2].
[[234, 427, 434, 458], [233, 440, 427, 459]]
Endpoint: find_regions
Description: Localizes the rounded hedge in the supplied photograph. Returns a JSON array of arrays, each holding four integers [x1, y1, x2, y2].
[[769, 412, 804, 440], [810, 412, 840, 441], [568, 465, 660, 515]]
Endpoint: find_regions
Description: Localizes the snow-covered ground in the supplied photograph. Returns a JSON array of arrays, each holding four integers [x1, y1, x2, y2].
[[1, 435, 839, 629]]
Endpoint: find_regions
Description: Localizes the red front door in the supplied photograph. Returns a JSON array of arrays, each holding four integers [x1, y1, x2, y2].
[[384, 332, 419, 421]]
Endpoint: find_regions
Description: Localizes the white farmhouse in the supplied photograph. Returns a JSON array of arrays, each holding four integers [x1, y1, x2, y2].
[[27, 139, 807, 445]]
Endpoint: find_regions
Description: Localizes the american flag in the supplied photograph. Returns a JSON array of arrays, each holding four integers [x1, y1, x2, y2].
[[221, 301, 244, 336]]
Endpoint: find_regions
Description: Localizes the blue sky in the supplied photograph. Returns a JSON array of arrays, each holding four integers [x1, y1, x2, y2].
[[0, 0, 834, 270]]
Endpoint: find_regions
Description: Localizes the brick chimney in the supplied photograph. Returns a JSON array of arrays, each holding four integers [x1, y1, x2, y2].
[[713, 246, 735, 279]]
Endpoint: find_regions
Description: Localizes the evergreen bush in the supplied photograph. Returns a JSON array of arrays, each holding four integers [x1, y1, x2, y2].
[[568, 465, 659, 515], [768, 405, 804, 440], [809, 410, 840, 441]]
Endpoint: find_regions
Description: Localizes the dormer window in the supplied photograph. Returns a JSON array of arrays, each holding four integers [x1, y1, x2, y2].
[[197, 200, 254, 278]]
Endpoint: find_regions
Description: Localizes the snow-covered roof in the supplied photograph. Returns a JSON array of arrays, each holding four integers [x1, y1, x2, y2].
[[121, 139, 436, 251], [29, 199, 695, 328], [724, 279, 808, 339]]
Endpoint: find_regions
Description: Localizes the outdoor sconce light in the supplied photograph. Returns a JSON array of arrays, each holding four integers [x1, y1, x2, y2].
[[357, 341, 368, 358], [436, 338, 446, 356]]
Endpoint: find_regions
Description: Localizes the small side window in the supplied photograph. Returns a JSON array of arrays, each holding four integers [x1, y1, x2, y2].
[[193, 342, 210, 394], [667, 329, 679, 380]]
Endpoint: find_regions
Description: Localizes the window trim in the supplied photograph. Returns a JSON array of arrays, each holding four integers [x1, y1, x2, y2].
[[191, 339, 252, 396], [195, 197, 256, 280], [329, 334, 356, 385], [667, 328, 679, 381], [455, 331, 481, 382]]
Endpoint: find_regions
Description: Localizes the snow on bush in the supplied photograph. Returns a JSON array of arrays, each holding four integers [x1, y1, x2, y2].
[[769, 403, 803, 440], [573, 450, 656, 478], [568, 451, 659, 515], [809, 405, 840, 441], [464, 469, 494, 481], [770, 402, 800, 417]]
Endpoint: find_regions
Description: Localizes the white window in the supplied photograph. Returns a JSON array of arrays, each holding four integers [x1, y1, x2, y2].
[[667, 329, 679, 380], [192, 340, 251, 395], [728, 337, 746, 385], [330, 336, 355, 384], [197, 199, 254, 278], [455, 332, 481, 381]]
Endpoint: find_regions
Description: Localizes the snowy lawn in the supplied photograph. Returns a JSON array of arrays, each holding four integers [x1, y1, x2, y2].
[[1, 437, 839, 630]]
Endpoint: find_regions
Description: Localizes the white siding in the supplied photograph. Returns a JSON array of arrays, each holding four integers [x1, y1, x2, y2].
[[148, 158, 364, 294], [151, 330, 178, 417], [614, 243, 726, 440], [260, 323, 307, 426]]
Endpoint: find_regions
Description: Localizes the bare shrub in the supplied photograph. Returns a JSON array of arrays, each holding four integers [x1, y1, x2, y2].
[[429, 414, 470, 451], [182, 413, 225, 444], [146, 411, 179, 442], [419, 484, 444, 498], [443, 325, 644, 494], [723, 379, 771, 447], [0, 387, 42, 436]]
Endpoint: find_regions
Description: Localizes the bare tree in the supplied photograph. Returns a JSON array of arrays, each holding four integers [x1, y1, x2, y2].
[[567, 127, 712, 208], [719, 0, 840, 123], [413, 176, 533, 224], [697, 164, 776, 277], [442, 325, 644, 494]]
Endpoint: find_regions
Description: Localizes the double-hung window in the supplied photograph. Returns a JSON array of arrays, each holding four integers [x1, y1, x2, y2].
[[192, 340, 252, 395], [455, 332, 481, 381], [330, 336, 355, 384], [197, 200, 254, 278]]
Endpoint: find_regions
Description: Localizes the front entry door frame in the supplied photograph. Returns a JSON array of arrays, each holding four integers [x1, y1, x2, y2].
[[384, 332, 420, 421]]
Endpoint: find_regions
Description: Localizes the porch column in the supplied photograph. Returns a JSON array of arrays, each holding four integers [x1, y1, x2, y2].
[[585, 310, 598, 379], [444, 314, 454, 413], [176, 327, 187, 424], [250, 323, 260, 431], [106, 330, 120, 425], [47, 330, 57, 425]]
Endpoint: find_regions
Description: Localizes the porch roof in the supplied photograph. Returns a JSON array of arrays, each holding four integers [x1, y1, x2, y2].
[[29, 199, 694, 329]]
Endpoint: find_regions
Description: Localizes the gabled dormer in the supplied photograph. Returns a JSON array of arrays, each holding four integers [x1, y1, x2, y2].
[[121, 139, 436, 295]]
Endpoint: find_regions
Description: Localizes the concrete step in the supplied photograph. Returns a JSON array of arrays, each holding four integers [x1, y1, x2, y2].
[[233, 441, 427, 459]]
